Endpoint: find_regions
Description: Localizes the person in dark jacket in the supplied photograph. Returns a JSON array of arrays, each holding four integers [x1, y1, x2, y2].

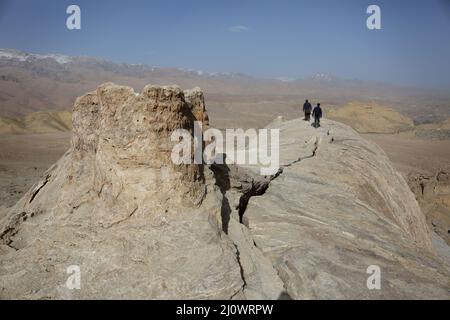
[[303, 100, 312, 121], [312, 103, 323, 128]]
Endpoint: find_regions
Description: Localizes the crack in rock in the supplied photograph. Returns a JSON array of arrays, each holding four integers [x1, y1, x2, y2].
[[29, 174, 51, 204], [0, 211, 27, 246], [238, 136, 321, 225], [209, 136, 323, 299], [233, 243, 247, 288]]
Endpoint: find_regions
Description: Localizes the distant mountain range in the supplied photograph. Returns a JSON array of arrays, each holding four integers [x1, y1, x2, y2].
[[1, 48, 450, 127]]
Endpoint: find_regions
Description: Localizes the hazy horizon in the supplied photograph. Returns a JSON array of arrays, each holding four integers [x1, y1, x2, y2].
[[1, 0, 450, 89], [1, 46, 449, 95]]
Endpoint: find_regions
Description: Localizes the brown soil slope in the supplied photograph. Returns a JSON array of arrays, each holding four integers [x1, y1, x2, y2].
[[328, 102, 414, 134]]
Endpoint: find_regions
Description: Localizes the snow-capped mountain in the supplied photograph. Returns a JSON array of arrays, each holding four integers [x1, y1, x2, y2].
[[0, 48, 447, 126], [0, 49, 335, 83], [308, 73, 337, 82], [0, 49, 72, 64]]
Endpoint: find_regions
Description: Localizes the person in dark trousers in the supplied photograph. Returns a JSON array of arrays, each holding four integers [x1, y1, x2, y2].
[[312, 103, 323, 128], [303, 99, 312, 121]]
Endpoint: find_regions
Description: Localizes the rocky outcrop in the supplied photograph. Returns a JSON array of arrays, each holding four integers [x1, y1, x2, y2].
[[408, 170, 450, 246], [0, 83, 245, 299], [0, 84, 449, 299], [238, 118, 449, 299]]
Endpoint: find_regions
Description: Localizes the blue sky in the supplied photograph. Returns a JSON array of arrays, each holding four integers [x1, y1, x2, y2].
[[0, 0, 450, 89]]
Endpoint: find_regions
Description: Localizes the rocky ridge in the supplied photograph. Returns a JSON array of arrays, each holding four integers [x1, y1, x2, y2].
[[0, 83, 449, 299]]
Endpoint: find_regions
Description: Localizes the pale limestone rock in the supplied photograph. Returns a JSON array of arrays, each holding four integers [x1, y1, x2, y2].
[[241, 118, 450, 299], [0, 83, 244, 299]]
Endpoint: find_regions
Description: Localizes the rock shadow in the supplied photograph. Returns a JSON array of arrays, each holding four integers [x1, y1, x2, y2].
[[210, 154, 232, 234]]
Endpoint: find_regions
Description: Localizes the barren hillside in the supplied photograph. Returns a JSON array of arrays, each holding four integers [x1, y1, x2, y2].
[[2, 49, 450, 128]]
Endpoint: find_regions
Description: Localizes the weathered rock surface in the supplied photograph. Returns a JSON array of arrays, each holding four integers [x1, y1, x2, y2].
[[240, 118, 450, 299], [408, 170, 450, 246], [0, 83, 245, 299], [0, 84, 449, 299]]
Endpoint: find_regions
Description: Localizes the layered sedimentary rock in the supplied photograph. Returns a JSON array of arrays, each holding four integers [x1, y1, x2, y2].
[[0, 83, 449, 299]]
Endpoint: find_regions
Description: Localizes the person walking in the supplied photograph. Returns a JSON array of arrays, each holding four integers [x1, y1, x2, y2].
[[312, 103, 323, 128], [303, 100, 312, 121]]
